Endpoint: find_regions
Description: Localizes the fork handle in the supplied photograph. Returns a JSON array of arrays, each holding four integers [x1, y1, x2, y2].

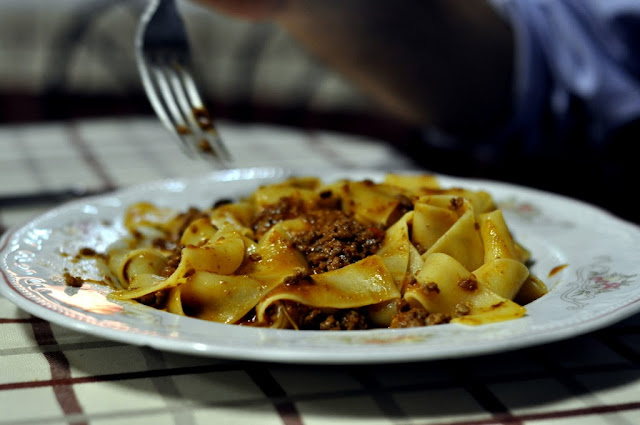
[[137, 0, 190, 49]]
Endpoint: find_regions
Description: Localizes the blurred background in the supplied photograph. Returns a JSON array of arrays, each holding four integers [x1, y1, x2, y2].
[[0, 0, 416, 142], [0, 0, 637, 223]]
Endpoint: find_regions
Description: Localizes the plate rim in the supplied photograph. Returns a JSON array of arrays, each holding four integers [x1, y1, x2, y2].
[[1, 166, 640, 364]]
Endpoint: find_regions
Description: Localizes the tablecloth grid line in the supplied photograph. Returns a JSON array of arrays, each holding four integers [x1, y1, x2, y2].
[[0, 402, 640, 425], [1, 316, 639, 420], [245, 368, 304, 425], [1, 117, 640, 425], [118, 118, 187, 182], [0, 357, 249, 390], [10, 127, 47, 191], [347, 369, 411, 423], [1, 350, 624, 393], [443, 362, 522, 424], [524, 347, 608, 422], [65, 121, 120, 192], [0, 118, 415, 232], [2, 397, 638, 425], [0, 317, 42, 324], [412, 402, 640, 425], [138, 348, 198, 425], [0, 341, 126, 369], [595, 332, 640, 365], [31, 317, 85, 422]]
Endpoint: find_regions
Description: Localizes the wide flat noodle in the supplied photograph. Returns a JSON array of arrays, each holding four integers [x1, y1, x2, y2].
[[99, 173, 546, 330], [421, 198, 484, 272], [175, 220, 312, 322], [383, 173, 440, 193], [239, 220, 310, 284], [250, 177, 321, 211], [329, 180, 405, 226], [407, 253, 526, 325], [478, 209, 520, 262], [473, 259, 529, 300], [107, 248, 167, 290], [412, 199, 458, 252], [255, 255, 400, 324], [109, 224, 246, 301], [179, 272, 273, 323], [376, 211, 413, 287]]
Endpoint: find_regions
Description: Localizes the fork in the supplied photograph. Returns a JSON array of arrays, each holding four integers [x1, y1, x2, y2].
[[135, 0, 231, 163]]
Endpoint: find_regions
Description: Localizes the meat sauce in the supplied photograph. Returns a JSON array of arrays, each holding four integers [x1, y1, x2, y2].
[[119, 193, 450, 330], [247, 194, 449, 330], [252, 195, 385, 274]]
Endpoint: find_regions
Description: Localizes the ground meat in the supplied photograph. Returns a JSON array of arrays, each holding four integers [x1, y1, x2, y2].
[[212, 198, 233, 209], [173, 207, 209, 243], [248, 253, 262, 262], [390, 307, 429, 328], [267, 301, 369, 330], [63, 272, 84, 288], [390, 306, 451, 328], [78, 247, 98, 257], [160, 244, 183, 277], [73, 247, 106, 262], [292, 209, 385, 274], [426, 312, 451, 325], [340, 310, 369, 330], [425, 282, 440, 293], [264, 301, 311, 328], [449, 196, 464, 211], [387, 194, 415, 225], [458, 277, 478, 291], [137, 290, 168, 308], [314, 310, 369, 330], [251, 195, 385, 274], [453, 302, 472, 317], [251, 196, 308, 238], [283, 269, 311, 285], [316, 190, 341, 210], [316, 316, 338, 330], [151, 237, 171, 250]]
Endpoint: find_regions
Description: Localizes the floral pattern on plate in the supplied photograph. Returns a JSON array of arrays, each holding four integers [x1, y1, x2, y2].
[[2, 168, 640, 364]]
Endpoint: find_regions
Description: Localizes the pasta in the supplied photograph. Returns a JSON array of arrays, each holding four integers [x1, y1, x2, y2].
[[100, 173, 547, 330]]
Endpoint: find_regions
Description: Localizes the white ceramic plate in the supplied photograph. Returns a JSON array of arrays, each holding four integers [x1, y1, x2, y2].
[[1, 167, 639, 364]]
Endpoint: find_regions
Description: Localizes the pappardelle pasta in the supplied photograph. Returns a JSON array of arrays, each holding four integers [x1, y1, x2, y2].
[[100, 174, 547, 330]]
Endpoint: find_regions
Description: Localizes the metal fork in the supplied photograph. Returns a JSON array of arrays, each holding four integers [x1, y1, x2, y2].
[[135, 0, 231, 163]]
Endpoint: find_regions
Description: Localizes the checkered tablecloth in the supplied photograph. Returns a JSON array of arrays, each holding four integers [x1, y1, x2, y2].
[[1, 117, 639, 425]]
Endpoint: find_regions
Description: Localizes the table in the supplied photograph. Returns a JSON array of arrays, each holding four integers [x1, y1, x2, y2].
[[1, 117, 639, 425]]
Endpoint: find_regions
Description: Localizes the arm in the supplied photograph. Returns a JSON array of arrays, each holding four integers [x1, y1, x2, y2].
[[192, 0, 515, 138]]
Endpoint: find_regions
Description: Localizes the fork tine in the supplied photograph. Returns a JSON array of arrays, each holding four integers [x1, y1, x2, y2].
[[174, 62, 232, 161], [138, 61, 194, 157], [135, 0, 230, 163], [166, 60, 198, 128], [159, 57, 231, 162], [143, 57, 200, 158]]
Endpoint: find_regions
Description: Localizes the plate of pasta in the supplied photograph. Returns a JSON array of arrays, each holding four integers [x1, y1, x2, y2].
[[1, 167, 639, 364]]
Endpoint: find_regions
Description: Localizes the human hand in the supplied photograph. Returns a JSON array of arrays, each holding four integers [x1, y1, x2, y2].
[[189, 0, 515, 138], [190, 0, 288, 20]]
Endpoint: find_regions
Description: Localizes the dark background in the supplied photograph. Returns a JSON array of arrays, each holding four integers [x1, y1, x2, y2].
[[1, 0, 637, 225]]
